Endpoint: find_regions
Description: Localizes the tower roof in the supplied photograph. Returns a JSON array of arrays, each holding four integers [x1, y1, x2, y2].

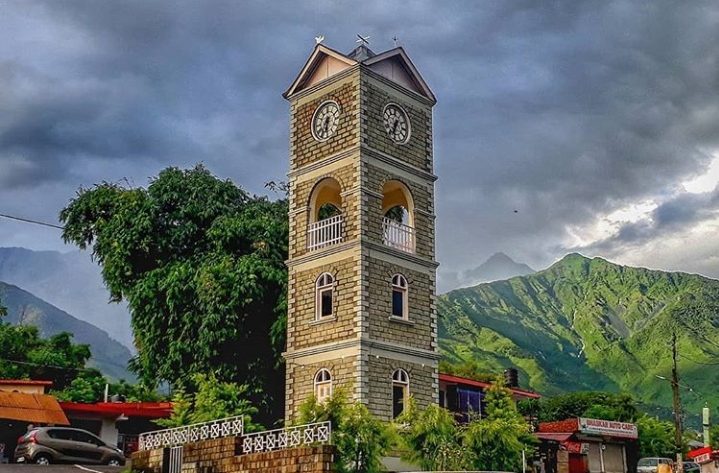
[[284, 43, 435, 103]]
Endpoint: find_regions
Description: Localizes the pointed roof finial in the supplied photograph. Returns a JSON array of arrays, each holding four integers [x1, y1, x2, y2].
[[356, 34, 371, 46], [392, 35, 399, 47]]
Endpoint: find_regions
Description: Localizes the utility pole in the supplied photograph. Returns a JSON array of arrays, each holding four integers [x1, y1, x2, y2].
[[671, 332, 684, 473]]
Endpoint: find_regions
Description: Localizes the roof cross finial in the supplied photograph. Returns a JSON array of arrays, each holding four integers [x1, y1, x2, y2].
[[392, 35, 399, 47], [356, 34, 371, 46], [314, 35, 325, 45]]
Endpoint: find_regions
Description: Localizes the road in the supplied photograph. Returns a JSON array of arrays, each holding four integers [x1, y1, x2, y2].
[[0, 466, 124, 473]]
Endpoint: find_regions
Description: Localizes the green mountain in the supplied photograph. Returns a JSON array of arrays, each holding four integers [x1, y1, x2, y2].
[[438, 253, 719, 415], [0, 281, 134, 381]]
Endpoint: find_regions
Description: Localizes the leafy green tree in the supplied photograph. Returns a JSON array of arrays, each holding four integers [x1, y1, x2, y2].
[[710, 424, 719, 450], [396, 398, 467, 471], [438, 360, 496, 383], [535, 391, 638, 422], [60, 165, 289, 421], [296, 389, 394, 473], [156, 373, 260, 430], [636, 415, 676, 458], [464, 380, 536, 472], [54, 369, 107, 403], [0, 321, 93, 390]]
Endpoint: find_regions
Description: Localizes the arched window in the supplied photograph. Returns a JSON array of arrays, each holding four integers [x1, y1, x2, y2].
[[392, 369, 410, 418], [315, 273, 335, 320], [391, 274, 408, 320], [314, 368, 333, 403], [382, 180, 415, 253]]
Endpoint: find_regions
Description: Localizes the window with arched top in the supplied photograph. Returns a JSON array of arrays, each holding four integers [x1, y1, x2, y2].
[[391, 274, 408, 320], [314, 368, 333, 403], [315, 273, 335, 320], [392, 369, 410, 418], [382, 180, 415, 253]]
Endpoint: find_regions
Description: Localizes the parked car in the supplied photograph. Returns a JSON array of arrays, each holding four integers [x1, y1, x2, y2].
[[638, 457, 675, 473], [684, 461, 701, 473], [13, 427, 126, 465]]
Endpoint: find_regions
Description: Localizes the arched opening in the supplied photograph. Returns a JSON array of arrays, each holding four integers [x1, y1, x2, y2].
[[392, 368, 410, 418], [308, 177, 344, 250], [382, 180, 415, 253], [314, 368, 333, 403]]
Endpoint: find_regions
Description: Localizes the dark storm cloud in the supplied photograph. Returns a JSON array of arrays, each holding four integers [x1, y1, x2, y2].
[[578, 187, 719, 254], [1, 1, 719, 289]]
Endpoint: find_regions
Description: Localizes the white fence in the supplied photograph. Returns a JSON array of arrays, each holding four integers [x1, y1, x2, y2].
[[382, 217, 415, 253], [240, 421, 331, 454], [138, 417, 332, 456], [138, 415, 244, 451], [308, 215, 344, 250]]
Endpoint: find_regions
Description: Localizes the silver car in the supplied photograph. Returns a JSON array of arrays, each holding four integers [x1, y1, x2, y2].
[[638, 457, 674, 473]]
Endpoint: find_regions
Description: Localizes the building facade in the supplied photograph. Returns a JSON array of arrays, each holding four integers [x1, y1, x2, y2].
[[282, 42, 439, 421]]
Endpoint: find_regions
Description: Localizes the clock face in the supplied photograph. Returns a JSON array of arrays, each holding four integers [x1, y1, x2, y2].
[[383, 103, 411, 144], [312, 101, 341, 141]]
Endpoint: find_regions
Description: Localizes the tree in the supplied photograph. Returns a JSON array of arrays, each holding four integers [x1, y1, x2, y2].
[[396, 398, 467, 471], [156, 373, 260, 431], [60, 165, 289, 421], [296, 389, 395, 473], [464, 380, 536, 472], [534, 391, 638, 422], [637, 415, 676, 458], [0, 321, 93, 391]]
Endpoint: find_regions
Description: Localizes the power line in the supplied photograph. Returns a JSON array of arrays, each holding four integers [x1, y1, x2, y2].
[[0, 212, 64, 230]]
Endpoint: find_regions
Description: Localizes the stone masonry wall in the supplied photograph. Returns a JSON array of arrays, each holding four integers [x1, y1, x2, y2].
[[286, 256, 360, 351], [365, 256, 434, 350], [131, 438, 335, 473], [362, 162, 436, 261], [366, 356, 437, 421], [285, 356, 358, 421], [360, 72, 433, 173], [290, 75, 360, 170], [288, 162, 360, 260]]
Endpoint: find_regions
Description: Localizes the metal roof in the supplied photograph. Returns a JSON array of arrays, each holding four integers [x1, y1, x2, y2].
[[0, 391, 69, 425]]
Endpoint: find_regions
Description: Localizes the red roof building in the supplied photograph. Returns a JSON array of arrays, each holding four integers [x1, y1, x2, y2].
[[59, 402, 173, 455], [438, 372, 540, 422]]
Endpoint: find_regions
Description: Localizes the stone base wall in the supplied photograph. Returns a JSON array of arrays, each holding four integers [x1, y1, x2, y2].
[[131, 437, 335, 473]]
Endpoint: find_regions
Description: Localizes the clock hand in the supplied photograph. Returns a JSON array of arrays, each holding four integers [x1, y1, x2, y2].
[[392, 119, 399, 134], [323, 116, 331, 133]]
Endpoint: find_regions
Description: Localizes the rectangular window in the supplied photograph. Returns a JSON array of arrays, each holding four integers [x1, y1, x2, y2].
[[320, 288, 333, 317], [392, 385, 406, 418], [392, 289, 404, 317]]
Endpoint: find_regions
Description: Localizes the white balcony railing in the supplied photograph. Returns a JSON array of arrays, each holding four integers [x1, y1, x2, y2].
[[383, 217, 415, 253], [308, 214, 344, 251]]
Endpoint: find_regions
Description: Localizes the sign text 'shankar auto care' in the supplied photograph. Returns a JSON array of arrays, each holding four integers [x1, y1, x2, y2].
[[579, 418, 639, 439]]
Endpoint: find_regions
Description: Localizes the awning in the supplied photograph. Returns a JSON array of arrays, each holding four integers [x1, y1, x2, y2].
[[535, 432, 574, 442], [0, 391, 69, 425]]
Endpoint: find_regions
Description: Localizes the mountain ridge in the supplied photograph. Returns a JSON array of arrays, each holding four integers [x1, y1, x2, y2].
[[438, 253, 719, 415], [0, 280, 134, 381], [0, 247, 133, 348]]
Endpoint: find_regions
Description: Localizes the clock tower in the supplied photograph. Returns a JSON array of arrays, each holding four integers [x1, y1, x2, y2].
[[282, 42, 439, 421]]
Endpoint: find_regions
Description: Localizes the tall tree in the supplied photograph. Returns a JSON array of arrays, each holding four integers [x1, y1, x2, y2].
[[60, 165, 288, 420]]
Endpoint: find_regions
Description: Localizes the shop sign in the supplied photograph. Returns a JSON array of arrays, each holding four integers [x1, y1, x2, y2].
[[694, 453, 711, 464], [579, 418, 638, 439]]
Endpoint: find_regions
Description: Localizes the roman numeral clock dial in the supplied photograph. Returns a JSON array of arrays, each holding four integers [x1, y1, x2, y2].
[[311, 100, 341, 141], [383, 103, 411, 144]]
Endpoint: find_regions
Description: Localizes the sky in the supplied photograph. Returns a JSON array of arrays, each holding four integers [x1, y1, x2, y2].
[[1, 0, 719, 293]]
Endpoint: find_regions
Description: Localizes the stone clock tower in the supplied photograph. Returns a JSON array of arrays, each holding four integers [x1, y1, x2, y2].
[[282, 41, 439, 421]]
